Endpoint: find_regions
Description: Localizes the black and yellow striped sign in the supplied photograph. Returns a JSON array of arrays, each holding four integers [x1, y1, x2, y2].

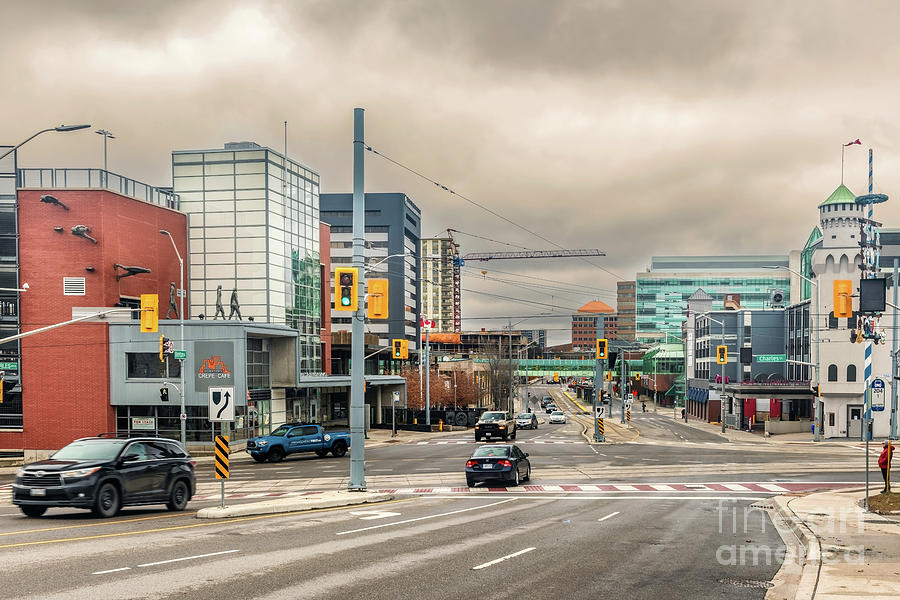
[[596, 418, 604, 435], [626, 410, 631, 422], [215, 435, 229, 479]]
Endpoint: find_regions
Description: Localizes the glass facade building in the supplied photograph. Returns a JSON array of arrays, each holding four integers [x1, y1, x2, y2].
[[636, 256, 791, 342], [172, 142, 322, 373]]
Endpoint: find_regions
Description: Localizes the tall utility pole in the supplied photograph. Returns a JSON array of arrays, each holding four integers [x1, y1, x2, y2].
[[508, 325, 514, 413], [893, 258, 899, 439], [425, 327, 431, 425], [348, 109, 366, 491]]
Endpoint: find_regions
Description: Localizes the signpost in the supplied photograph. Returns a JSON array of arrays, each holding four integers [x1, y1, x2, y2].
[[392, 390, 400, 438], [872, 377, 886, 412], [209, 386, 235, 508]]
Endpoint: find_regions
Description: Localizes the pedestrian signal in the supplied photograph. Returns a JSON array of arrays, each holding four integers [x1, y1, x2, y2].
[[392, 338, 409, 359], [833, 280, 853, 318]]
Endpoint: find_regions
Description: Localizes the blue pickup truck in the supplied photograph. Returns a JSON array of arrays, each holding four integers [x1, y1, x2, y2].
[[246, 423, 351, 463]]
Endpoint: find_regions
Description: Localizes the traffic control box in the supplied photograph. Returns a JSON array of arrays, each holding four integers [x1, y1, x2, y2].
[[367, 278, 389, 319]]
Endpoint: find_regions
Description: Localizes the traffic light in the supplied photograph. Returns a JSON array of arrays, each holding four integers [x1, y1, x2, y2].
[[367, 278, 389, 319], [607, 351, 618, 369], [716, 345, 727, 364], [140, 294, 158, 333], [833, 280, 853, 318], [160, 387, 169, 402], [392, 338, 408, 359], [596, 338, 608, 360], [159, 335, 170, 362], [813, 385, 820, 397], [334, 267, 359, 311]]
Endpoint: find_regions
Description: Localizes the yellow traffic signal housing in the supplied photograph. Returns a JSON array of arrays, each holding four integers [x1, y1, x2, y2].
[[716, 345, 727, 364], [334, 267, 359, 312], [159, 335, 168, 363], [553, 372, 559, 382], [833, 280, 853, 318], [596, 338, 608, 360], [140, 293, 158, 333], [367, 278, 389, 319], [392, 338, 409, 360]]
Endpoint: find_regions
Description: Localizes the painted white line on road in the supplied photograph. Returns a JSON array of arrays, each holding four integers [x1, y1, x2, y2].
[[336, 498, 517, 536], [759, 483, 788, 492], [137, 549, 241, 568], [597, 511, 620, 522], [472, 547, 536, 570], [433, 495, 767, 501], [722, 483, 751, 492], [92, 567, 132, 575], [613, 485, 638, 491], [0, 513, 20, 517]]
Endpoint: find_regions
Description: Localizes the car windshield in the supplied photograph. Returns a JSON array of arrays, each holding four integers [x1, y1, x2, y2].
[[552, 411, 564, 415], [472, 446, 510, 458], [480, 412, 505, 421], [516, 414, 532, 419], [269, 426, 290, 437], [51, 439, 127, 461]]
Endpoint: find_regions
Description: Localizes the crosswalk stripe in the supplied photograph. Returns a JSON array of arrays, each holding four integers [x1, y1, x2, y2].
[[721, 483, 752, 492], [758, 483, 788, 492]]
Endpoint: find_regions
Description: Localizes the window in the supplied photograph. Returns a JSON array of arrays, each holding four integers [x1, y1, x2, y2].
[[126, 353, 182, 379], [847, 364, 857, 382], [827, 364, 838, 382], [828, 412, 835, 427]]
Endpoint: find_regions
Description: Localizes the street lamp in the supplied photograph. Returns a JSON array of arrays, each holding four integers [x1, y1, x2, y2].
[[706, 315, 727, 433], [0, 124, 92, 162], [159, 229, 186, 445], [95, 129, 115, 175], [764, 265, 821, 441]]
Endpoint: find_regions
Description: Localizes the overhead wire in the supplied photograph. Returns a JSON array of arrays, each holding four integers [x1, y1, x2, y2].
[[363, 143, 623, 280]]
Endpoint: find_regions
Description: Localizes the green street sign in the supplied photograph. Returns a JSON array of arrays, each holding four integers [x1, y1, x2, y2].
[[755, 354, 786, 363], [173, 350, 187, 360], [0, 361, 18, 370]]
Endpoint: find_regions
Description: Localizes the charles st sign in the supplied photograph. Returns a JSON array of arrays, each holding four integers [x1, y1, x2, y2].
[[194, 341, 234, 392]]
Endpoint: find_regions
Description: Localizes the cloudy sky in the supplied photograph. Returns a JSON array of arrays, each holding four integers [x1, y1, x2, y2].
[[4, 0, 900, 344]]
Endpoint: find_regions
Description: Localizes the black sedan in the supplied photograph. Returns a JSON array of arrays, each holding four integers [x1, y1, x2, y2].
[[465, 444, 531, 487]]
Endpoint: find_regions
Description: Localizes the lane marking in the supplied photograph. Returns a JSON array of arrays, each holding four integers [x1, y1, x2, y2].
[[336, 498, 517, 536], [92, 567, 131, 575], [472, 547, 536, 570], [597, 511, 620, 522], [0, 512, 192, 537], [137, 549, 240, 568], [433, 495, 767, 501]]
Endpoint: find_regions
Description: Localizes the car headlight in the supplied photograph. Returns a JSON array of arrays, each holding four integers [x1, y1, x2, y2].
[[15, 467, 25, 478], [258, 440, 269, 446], [60, 467, 100, 480]]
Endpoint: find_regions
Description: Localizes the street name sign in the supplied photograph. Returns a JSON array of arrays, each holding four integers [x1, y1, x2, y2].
[[755, 354, 786, 363], [173, 350, 187, 360], [209, 387, 235, 422]]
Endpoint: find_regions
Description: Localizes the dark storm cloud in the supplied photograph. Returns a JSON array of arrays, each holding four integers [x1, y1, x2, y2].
[[3, 0, 900, 343]]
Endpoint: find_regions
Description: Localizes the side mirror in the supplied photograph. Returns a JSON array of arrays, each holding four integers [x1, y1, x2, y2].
[[524, 453, 529, 457], [121, 453, 140, 463]]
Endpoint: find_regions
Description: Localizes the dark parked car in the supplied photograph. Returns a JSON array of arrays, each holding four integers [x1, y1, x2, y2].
[[515, 413, 539, 430], [12, 436, 196, 518], [474, 411, 516, 441], [540, 396, 553, 408], [465, 444, 531, 487]]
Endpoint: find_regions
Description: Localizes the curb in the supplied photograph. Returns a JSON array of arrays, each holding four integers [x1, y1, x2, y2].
[[769, 495, 821, 600], [195, 491, 395, 519]]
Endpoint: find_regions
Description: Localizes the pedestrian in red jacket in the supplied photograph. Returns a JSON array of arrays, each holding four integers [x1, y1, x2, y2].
[[879, 440, 894, 493]]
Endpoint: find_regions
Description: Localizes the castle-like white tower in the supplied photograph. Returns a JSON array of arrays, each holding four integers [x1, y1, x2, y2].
[[813, 184, 892, 438]]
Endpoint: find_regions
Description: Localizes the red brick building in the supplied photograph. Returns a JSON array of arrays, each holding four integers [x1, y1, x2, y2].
[[571, 300, 614, 349], [0, 188, 186, 454]]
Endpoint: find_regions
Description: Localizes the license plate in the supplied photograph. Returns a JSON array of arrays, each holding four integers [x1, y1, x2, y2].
[[30, 488, 46, 496], [482, 463, 493, 469]]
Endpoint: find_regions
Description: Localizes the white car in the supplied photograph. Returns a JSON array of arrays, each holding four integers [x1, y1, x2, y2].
[[549, 411, 567, 424]]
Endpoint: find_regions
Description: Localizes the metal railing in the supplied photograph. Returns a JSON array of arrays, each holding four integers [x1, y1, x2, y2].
[[17, 168, 178, 209]]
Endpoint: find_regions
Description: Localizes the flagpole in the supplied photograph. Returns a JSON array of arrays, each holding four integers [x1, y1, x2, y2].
[[841, 144, 845, 184]]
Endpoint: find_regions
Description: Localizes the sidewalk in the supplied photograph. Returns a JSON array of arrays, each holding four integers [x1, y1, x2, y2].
[[768, 487, 900, 600], [645, 398, 869, 447]]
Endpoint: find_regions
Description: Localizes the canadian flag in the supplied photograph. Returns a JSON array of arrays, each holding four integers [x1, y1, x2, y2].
[[843, 139, 861, 146], [420, 317, 436, 329]]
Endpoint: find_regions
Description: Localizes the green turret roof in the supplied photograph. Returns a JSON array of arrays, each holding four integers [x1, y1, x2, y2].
[[818, 184, 856, 208]]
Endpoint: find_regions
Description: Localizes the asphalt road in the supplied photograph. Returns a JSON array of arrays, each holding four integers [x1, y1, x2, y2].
[[0, 383, 876, 599]]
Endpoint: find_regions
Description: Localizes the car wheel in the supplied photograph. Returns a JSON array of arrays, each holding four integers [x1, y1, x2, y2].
[[474, 435, 481, 442], [524, 466, 531, 482], [315, 449, 329, 458], [331, 441, 348, 457], [502, 434, 508, 441], [92, 482, 121, 518], [20, 505, 47, 517], [511, 468, 520, 487], [511, 429, 517, 439], [466, 476, 476, 488], [166, 479, 189, 511], [251, 455, 267, 463], [268, 447, 285, 462]]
